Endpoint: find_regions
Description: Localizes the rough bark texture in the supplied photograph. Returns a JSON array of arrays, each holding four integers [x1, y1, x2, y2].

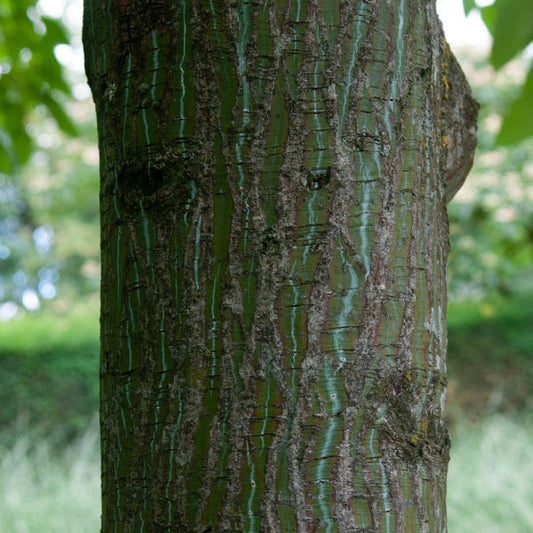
[[84, 1, 477, 531]]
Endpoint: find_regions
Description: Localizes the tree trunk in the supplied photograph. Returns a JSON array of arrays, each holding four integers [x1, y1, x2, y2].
[[84, 1, 477, 531]]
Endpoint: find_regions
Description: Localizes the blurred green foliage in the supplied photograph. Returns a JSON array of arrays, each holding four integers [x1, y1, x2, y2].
[[0, 0, 99, 313], [0, 0, 75, 173], [447, 295, 533, 420], [0, 299, 99, 436], [448, 52, 533, 297], [0, 109, 99, 313], [465, 0, 533, 144]]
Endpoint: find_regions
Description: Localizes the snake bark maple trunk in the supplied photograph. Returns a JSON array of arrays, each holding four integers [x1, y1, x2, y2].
[[84, 1, 477, 531]]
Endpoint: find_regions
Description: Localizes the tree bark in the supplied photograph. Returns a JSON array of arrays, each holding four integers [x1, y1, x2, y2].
[[84, 1, 477, 531]]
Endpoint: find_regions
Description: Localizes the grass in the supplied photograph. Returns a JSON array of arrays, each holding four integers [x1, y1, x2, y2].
[[0, 419, 101, 533], [448, 416, 533, 532]]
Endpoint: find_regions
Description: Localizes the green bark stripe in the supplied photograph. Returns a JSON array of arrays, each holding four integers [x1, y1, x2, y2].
[[261, 71, 288, 229], [235, 1, 257, 334], [276, 417, 297, 530], [171, 2, 195, 150], [207, 0, 238, 132], [320, 0, 339, 48], [337, 1, 371, 139], [231, 319, 245, 393], [288, 0, 307, 99], [188, 130, 232, 527], [121, 53, 133, 158], [202, 391, 231, 528], [255, 0, 274, 103], [243, 347, 279, 532]]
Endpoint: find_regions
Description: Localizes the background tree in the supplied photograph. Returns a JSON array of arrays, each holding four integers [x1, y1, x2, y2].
[[84, 1, 478, 531]]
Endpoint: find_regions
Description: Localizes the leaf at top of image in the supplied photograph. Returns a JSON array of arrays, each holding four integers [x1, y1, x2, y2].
[[462, 0, 477, 16], [486, 0, 533, 69]]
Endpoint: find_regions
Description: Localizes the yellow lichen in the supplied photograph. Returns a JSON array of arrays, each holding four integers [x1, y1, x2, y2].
[[441, 73, 450, 99]]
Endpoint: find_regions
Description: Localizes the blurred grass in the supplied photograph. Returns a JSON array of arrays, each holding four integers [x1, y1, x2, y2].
[[0, 419, 100, 533], [448, 415, 533, 532]]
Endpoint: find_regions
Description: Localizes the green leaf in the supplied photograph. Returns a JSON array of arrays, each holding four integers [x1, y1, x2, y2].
[[42, 16, 70, 45], [487, 0, 533, 69], [463, 0, 477, 16], [480, 3, 498, 34], [497, 63, 533, 144]]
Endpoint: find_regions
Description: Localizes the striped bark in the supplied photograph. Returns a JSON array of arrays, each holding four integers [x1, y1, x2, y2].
[[83, 1, 477, 531]]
